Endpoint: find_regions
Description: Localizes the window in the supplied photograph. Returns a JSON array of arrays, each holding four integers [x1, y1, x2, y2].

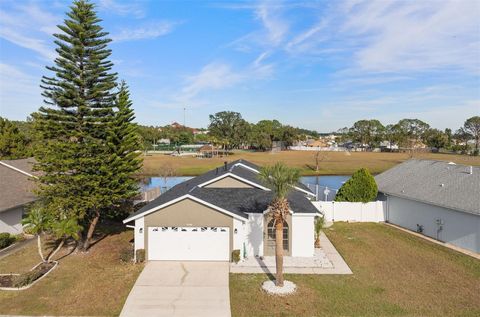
[[267, 219, 289, 251]]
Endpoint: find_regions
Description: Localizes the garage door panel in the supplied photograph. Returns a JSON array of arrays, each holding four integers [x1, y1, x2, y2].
[[148, 227, 229, 261]]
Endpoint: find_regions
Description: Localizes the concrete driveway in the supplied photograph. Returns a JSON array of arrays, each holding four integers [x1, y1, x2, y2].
[[120, 261, 231, 317]]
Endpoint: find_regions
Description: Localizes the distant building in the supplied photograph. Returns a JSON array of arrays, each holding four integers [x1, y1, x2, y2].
[[158, 138, 171, 145]]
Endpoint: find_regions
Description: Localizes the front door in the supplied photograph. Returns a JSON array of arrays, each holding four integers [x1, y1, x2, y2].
[[264, 218, 290, 256]]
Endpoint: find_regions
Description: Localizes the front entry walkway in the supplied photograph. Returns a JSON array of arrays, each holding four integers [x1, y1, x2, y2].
[[230, 232, 352, 274], [120, 261, 231, 317]]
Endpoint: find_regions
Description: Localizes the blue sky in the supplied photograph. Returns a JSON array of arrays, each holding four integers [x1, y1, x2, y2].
[[0, 0, 479, 132]]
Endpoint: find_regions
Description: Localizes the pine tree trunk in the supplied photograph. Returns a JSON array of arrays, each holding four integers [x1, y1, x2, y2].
[[37, 234, 45, 262], [47, 239, 64, 262], [82, 211, 100, 250], [275, 217, 284, 287]]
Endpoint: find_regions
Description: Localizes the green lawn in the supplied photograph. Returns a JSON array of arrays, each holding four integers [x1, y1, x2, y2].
[[0, 227, 143, 316], [230, 223, 480, 317]]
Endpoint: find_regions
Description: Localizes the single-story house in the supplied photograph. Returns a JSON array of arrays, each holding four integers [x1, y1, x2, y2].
[[375, 159, 480, 253], [0, 158, 38, 234], [123, 159, 318, 261]]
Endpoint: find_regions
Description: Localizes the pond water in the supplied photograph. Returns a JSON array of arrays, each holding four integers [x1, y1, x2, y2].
[[139, 175, 350, 192]]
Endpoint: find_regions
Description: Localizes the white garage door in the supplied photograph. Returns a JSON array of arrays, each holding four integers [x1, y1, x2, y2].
[[148, 226, 229, 261]]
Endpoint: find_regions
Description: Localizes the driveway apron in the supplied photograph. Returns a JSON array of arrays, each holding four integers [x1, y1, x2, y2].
[[120, 261, 231, 317]]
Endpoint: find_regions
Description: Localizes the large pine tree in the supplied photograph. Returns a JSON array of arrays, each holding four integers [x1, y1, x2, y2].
[[33, 0, 139, 249], [106, 81, 143, 217]]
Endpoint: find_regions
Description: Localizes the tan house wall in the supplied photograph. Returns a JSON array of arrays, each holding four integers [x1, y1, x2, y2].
[[204, 176, 254, 188], [144, 198, 234, 259]]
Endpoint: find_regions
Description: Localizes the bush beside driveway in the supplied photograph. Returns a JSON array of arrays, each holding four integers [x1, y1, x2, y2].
[[230, 223, 480, 317]]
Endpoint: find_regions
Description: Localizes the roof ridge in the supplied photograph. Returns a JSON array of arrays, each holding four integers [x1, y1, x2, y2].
[[0, 161, 36, 178]]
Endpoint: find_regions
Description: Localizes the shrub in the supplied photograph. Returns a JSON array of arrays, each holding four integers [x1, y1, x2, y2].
[[0, 233, 15, 249], [232, 249, 241, 263], [12, 270, 43, 288], [119, 246, 134, 263], [335, 168, 378, 203], [11, 263, 53, 288], [135, 249, 145, 263]]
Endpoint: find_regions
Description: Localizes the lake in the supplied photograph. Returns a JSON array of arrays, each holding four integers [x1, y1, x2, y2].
[[139, 175, 350, 192]]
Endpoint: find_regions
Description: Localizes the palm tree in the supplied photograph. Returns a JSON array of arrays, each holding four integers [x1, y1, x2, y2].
[[47, 218, 81, 262], [314, 215, 325, 248], [259, 162, 300, 287], [21, 205, 51, 262]]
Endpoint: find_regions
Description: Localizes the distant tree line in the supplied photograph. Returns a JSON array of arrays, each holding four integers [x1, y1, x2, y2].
[[207, 111, 316, 151], [337, 116, 480, 155], [3, 115, 479, 157]]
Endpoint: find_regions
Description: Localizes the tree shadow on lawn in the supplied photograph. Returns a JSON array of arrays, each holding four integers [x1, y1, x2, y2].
[[87, 220, 128, 249], [42, 220, 129, 260]]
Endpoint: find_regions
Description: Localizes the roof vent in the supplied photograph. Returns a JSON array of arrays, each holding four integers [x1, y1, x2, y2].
[[440, 183, 444, 187], [447, 162, 456, 165], [469, 166, 473, 175], [224, 161, 228, 171]]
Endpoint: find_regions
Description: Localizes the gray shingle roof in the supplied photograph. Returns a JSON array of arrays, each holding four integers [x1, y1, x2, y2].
[[375, 159, 480, 215], [0, 158, 38, 212], [126, 159, 317, 221]]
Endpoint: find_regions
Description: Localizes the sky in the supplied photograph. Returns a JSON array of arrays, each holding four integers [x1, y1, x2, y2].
[[0, 0, 479, 132]]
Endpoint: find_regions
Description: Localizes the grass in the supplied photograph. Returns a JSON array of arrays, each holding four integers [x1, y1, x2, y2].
[[0, 226, 143, 316], [141, 151, 480, 176], [230, 223, 480, 317]]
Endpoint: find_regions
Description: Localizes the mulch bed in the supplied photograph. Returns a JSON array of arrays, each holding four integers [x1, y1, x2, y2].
[[0, 262, 56, 288]]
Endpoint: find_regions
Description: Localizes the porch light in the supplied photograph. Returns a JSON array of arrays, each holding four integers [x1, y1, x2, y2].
[[234, 228, 238, 234], [139, 228, 143, 234]]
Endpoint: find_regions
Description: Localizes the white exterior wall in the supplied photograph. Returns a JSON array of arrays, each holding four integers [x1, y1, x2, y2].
[[313, 201, 386, 223], [245, 213, 264, 257], [387, 196, 480, 253], [0, 206, 24, 234], [233, 218, 246, 259], [134, 217, 145, 251], [291, 214, 315, 257]]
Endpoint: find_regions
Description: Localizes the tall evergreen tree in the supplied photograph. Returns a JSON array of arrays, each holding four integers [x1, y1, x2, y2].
[[105, 81, 142, 218], [0, 117, 29, 159], [33, 0, 124, 249]]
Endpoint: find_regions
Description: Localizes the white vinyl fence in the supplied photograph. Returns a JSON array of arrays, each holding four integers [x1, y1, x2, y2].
[[312, 201, 386, 223]]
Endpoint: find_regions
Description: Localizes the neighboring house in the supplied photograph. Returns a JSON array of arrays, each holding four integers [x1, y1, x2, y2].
[[123, 159, 318, 261], [376, 160, 480, 253], [0, 158, 38, 234]]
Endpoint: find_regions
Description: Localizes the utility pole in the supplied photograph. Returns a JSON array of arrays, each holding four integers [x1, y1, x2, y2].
[[183, 107, 186, 128]]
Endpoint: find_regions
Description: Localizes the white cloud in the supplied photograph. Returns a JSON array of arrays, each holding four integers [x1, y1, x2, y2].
[[229, 0, 289, 51], [341, 0, 480, 73], [254, 2, 288, 46], [0, 64, 40, 119], [181, 53, 274, 100], [234, 0, 480, 75], [0, 27, 56, 60], [0, 3, 60, 60], [111, 21, 180, 42], [97, 0, 145, 19]]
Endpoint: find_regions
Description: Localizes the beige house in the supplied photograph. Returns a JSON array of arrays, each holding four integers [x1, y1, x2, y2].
[[124, 160, 319, 262]]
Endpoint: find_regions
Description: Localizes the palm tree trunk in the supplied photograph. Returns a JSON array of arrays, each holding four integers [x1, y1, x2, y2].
[[275, 218, 284, 287], [47, 239, 64, 262], [37, 234, 45, 262]]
